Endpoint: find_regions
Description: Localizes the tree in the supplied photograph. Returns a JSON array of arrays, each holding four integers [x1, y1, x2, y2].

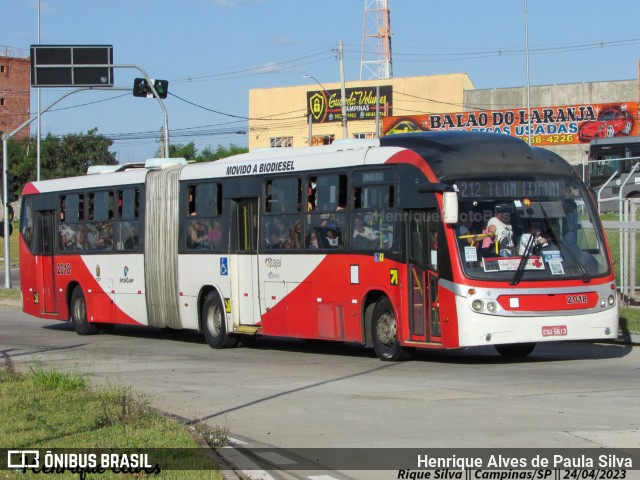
[[195, 144, 248, 162], [165, 142, 248, 163], [7, 128, 117, 194], [168, 142, 197, 161]]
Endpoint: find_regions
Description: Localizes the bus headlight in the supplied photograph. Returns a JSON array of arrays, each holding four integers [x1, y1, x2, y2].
[[607, 295, 615, 306], [471, 299, 484, 312], [486, 301, 498, 313], [600, 299, 606, 307]]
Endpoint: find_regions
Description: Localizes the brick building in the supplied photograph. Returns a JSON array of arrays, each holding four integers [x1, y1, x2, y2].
[[0, 48, 31, 140]]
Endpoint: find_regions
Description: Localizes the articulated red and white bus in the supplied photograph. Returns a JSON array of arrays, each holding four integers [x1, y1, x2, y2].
[[19, 131, 618, 360]]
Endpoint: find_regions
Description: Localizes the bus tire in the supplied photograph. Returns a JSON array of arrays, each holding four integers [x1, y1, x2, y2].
[[98, 323, 115, 333], [495, 342, 536, 358], [371, 296, 408, 361], [70, 287, 98, 336], [202, 291, 237, 349]]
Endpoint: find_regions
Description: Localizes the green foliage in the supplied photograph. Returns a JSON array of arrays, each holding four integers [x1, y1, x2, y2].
[[167, 142, 248, 163], [0, 366, 223, 477], [7, 128, 117, 193], [29, 365, 88, 391], [169, 141, 198, 160]]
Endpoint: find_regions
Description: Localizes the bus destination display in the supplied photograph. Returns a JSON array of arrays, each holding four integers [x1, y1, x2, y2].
[[455, 180, 564, 199]]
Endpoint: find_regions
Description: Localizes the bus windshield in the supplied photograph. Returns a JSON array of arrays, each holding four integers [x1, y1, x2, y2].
[[452, 176, 610, 282]]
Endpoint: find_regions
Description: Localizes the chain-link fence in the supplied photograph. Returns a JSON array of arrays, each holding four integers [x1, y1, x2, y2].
[[602, 198, 640, 307]]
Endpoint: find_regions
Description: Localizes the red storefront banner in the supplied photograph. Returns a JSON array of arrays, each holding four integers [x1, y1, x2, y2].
[[382, 102, 639, 146]]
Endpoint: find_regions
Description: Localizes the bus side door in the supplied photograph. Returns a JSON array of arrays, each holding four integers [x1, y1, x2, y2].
[[229, 198, 261, 327], [407, 209, 442, 344], [35, 210, 58, 314]]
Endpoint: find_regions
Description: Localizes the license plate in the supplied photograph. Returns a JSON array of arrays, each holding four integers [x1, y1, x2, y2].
[[542, 325, 568, 337]]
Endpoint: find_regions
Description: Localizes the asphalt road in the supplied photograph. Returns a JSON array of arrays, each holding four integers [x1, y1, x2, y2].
[[1, 308, 639, 478]]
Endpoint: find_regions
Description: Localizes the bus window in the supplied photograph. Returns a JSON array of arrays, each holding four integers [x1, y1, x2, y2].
[[195, 183, 219, 217], [116, 188, 140, 251], [20, 197, 34, 250], [184, 183, 224, 252], [351, 185, 395, 250], [265, 178, 301, 214], [58, 194, 84, 252], [87, 191, 114, 251], [312, 174, 347, 212]]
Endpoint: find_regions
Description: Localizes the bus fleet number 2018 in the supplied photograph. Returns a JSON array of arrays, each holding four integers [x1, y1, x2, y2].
[[566, 294, 588, 304], [57, 263, 71, 275]]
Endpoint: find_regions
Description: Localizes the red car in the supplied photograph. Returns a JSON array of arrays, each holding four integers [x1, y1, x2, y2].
[[578, 107, 634, 141]]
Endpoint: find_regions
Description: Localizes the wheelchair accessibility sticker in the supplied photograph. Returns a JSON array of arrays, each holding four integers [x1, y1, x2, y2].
[[220, 257, 228, 276]]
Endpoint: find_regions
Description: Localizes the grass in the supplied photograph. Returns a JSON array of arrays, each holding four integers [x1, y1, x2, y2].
[[0, 288, 21, 301], [0, 221, 19, 268], [0, 364, 225, 479], [619, 307, 640, 335]]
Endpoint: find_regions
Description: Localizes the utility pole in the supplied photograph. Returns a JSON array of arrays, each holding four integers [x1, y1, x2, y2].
[[339, 40, 348, 139], [36, 0, 41, 180]]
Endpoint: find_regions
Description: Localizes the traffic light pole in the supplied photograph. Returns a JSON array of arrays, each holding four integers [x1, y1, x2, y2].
[[2, 64, 169, 288], [31, 63, 170, 157]]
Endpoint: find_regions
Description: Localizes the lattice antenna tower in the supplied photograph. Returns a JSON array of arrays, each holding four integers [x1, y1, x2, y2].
[[360, 0, 393, 81]]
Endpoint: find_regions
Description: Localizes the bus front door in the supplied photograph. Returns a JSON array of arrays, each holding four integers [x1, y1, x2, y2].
[[35, 210, 58, 314], [407, 209, 442, 344], [230, 199, 261, 328]]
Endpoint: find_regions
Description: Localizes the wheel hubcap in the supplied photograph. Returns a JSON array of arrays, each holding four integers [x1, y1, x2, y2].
[[74, 297, 85, 323], [376, 311, 397, 346], [206, 304, 222, 336]]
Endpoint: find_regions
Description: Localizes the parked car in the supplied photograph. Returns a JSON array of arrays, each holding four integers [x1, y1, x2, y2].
[[578, 107, 634, 141]]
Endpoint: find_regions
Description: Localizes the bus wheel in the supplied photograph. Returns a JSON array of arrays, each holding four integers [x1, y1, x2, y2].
[[371, 297, 408, 361], [202, 292, 237, 349], [70, 287, 98, 335], [98, 323, 115, 334], [494, 342, 536, 358]]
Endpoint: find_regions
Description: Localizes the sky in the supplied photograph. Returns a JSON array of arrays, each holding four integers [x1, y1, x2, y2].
[[5, 0, 640, 163]]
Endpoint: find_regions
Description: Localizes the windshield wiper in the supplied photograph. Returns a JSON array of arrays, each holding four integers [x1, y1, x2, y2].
[[539, 202, 591, 283], [511, 232, 535, 285]]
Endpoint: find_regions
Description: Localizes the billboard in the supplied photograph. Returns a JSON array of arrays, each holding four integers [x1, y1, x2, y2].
[[382, 102, 639, 146], [307, 85, 392, 123]]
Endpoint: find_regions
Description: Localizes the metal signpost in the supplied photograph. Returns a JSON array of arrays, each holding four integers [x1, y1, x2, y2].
[[2, 45, 170, 288]]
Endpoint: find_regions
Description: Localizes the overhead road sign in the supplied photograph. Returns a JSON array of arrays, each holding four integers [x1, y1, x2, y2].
[[30, 45, 114, 87]]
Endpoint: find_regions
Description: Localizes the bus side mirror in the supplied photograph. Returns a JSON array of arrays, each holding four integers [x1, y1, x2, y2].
[[442, 191, 458, 224]]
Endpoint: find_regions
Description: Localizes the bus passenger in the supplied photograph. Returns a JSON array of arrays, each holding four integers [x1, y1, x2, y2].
[[123, 222, 139, 250], [307, 231, 319, 249], [485, 205, 514, 257], [324, 222, 341, 247], [267, 217, 288, 248], [76, 226, 85, 251], [290, 220, 302, 249], [207, 220, 222, 250], [59, 226, 75, 250], [187, 220, 209, 249], [353, 215, 377, 248], [518, 221, 548, 255]]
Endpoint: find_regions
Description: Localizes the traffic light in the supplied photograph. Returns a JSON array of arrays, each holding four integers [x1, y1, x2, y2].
[[132, 78, 150, 97], [6, 173, 19, 203], [0, 222, 13, 238], [132, 78, 168, 99], [153, 79, 168, 99]]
